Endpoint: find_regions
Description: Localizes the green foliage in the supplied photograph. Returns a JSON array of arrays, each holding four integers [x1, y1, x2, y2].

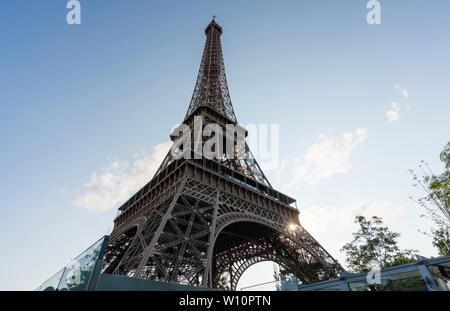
[[341, 216, 417, 273], [274, 265, 301, 290], [431, 226, 450, 256], [383, 251, 417, 269], [378, 276, 427, 291], [410, 142, 450, 256], [214, 275, 230, 290], [367, 275, 427, 291]]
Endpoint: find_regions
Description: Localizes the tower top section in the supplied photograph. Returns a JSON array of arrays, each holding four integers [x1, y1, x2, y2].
[[185, 19, 237, 123], [205, 18, 222, 35]]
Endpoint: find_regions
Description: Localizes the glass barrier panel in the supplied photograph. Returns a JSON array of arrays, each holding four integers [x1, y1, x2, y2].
[[279, 277, 299, 291], [36, 236, 106, 291], [348, 280, 367, 291], [427, 264, 450, 291], [315, 284, 342, 291], [36, 268, 65, 291], [57, 237, 105, 291], [350, 270, 427, 291]]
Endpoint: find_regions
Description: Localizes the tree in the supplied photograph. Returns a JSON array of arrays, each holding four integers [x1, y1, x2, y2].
[[341, 216, 417, 273], [410, 142, 450, 256], [214, 275, 230, 290]]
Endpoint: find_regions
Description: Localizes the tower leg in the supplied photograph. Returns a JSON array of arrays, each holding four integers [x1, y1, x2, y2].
[[202, 191, 219, 287], [134, 180, 186, 277]]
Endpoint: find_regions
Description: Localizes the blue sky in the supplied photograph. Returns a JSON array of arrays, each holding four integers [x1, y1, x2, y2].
[[0, 1, 449, 290]]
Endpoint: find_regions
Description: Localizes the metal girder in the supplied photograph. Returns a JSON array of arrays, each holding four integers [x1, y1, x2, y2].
[[103, 178, 342, 288], [185, 20, 237, 123], [102, 19, 342, 290]]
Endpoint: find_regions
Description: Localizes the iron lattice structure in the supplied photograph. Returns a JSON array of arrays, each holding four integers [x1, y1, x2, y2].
[[186, 20, 237, 123], [102, 19, 342, 289]]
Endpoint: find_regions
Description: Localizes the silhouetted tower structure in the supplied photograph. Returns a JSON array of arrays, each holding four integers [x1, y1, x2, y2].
[[102, 18, 342, 289]]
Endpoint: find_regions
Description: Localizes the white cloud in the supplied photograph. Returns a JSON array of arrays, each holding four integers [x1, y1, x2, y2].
[[386, 84, 410, 123], [386, 101, 411, 123], [300, 201, 401, 235], [394, 84, 409, 98], [387, 84, 410, 122], [386, 102, 400, 123], [285, 128, 367, 185], [300, 201, 404, 266], [74, 142, 172, 212]]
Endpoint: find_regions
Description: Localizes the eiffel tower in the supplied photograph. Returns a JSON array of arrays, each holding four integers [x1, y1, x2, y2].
[[102, 18, 342, 289]]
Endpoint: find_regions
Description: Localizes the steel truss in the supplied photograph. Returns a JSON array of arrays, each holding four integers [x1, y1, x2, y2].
[[186, 19, 237, 123], [102, 19, 342, 289], [103, 178, 342, 289]]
